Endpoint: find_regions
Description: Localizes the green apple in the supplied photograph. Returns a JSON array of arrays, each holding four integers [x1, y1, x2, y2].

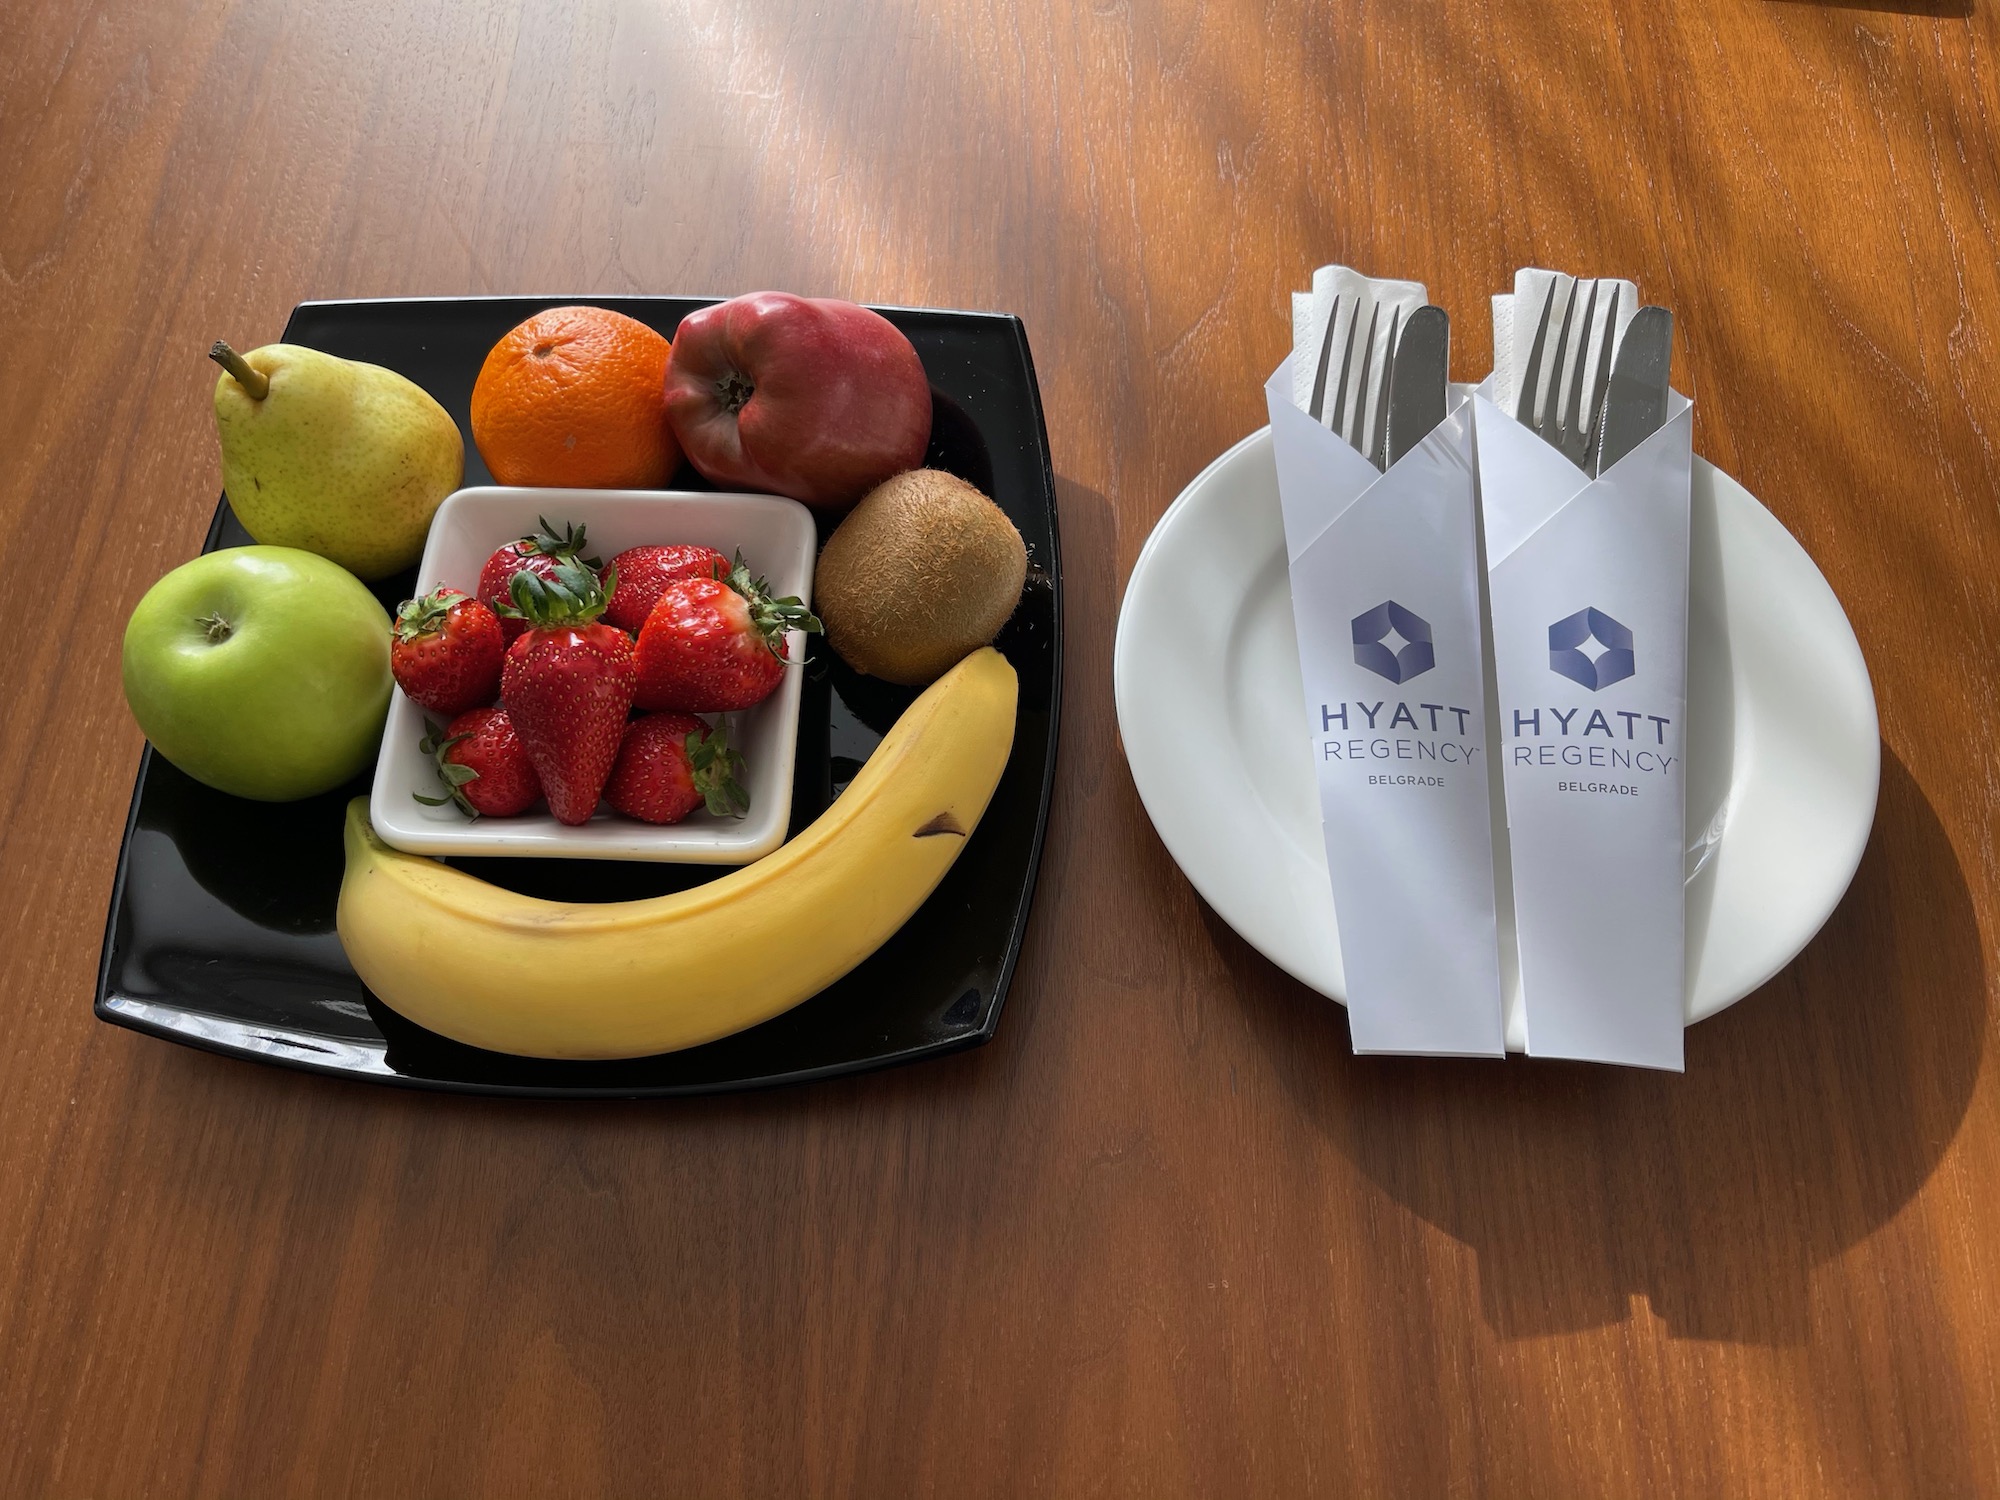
[[122, 546, 392, 801]]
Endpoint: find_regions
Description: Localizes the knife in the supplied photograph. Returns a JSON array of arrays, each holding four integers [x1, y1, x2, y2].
[[1384, 305, 1449, 468], [1593, 305, 1672, 475]]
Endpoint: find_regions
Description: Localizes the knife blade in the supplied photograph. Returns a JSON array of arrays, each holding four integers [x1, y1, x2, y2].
[[1385, 305, 1449, 468], [1593, 305, 1672, 475]]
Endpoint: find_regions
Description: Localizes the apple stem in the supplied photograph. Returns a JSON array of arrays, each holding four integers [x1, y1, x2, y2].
[[199, 612, 234, 645], [209, 341, 269, 400]]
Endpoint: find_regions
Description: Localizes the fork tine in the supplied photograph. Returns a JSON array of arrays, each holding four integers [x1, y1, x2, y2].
[[1308, 291, 1345, 423], [1515, 284, 1557, 425], [1347, 302, 1381, 450], [1328, 302, 1362, 438], [1369, 305, 1400, 470], [1582, 284, 1622, 475], [1560, 279, 1600, 457], [1539, 278, 1578, 445]]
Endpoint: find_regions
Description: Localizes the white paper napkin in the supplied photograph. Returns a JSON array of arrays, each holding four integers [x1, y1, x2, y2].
[[1291, 266, 1427, 447]]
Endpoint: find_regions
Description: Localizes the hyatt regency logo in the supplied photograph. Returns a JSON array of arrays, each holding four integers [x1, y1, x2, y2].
[[1548, 607, 1635, 691], [1351, 601, 1434, 684]]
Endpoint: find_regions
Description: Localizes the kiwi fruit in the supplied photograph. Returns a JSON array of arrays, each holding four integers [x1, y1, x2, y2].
[[815, 469, 1028, 686]]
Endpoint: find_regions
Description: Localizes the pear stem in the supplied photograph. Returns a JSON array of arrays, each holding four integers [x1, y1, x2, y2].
[[209, 340, 269, 400]]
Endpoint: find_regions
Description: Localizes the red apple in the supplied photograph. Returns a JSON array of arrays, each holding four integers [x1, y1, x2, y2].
[[663, 292, 932, 511]]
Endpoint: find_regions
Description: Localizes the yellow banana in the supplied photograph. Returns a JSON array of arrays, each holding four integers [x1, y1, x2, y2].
[[337, 647, 1018, 1058]]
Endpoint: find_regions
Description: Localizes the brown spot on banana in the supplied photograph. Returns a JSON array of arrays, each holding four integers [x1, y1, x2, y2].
[[913, 812, 967, 838]]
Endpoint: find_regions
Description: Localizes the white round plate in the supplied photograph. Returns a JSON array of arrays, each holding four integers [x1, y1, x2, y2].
[[1114, 427, 1879, 1048]]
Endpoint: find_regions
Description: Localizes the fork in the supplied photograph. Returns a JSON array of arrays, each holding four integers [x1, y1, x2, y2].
[[1306, 292, 1397, 466], [1515, 277, 1621, 471], [1309, 294, 1376, 449]]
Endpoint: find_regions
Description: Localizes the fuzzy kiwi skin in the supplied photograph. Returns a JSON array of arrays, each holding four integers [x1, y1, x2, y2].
[[815, 469, 1028, 686]]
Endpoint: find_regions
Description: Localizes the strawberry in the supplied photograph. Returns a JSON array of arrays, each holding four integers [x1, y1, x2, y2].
[[391, 587, 505, 715], [497, 557, 637, 825], [478, 517, 601, 641], [604, 713, 749, 824], [414, 708, 541, 818], [603, 544, 730, 632], [633, 554, 821, 712]]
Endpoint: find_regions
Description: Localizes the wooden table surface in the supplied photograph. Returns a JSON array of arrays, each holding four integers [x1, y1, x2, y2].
[[6, 0, 1998, 1493]]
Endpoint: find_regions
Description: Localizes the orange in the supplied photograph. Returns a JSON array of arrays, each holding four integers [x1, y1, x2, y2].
[[470, 306, 681, 488]]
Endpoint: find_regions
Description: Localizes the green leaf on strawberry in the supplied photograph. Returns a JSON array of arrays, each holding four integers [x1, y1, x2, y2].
[[394, 588, 460, 643], [519, 516, 603, 571], [497, 556, 618, 628], [723, 551, 823, 661], [686, 718, 750, 818], [413, 717, 483, 818]]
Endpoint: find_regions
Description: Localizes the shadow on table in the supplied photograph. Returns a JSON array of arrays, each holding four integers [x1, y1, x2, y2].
[[1227, 746, 1985, 1345], [1766, 0, 1971, 15]]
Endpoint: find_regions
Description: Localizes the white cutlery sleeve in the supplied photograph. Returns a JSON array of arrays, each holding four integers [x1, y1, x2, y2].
[[1263, 359, 1508, 1056], [1473, 382, 1694, 1071]]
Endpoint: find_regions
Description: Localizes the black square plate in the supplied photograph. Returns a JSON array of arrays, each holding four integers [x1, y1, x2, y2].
[[94, 297, 1061, 1097]]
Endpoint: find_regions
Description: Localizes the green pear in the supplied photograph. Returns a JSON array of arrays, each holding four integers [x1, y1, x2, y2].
[[210, 341, 463, 580]]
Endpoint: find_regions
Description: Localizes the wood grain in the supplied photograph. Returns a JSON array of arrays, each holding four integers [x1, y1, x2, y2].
[[4, 0, 1999, 1493]]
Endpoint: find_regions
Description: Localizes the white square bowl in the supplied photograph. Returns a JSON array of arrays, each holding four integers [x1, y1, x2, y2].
[[369, 486, 817, 863]]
